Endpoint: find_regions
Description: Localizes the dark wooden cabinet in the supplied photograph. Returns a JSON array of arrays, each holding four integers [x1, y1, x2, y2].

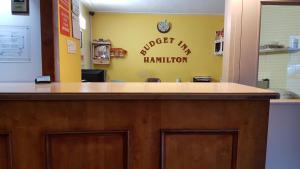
[[0, 133, 12, 169], [161, 129, 238, 169]]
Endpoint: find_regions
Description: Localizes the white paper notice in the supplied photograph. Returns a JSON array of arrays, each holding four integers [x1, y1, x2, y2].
[[72, 0, 80, 16], [67, 40, 77, 54], [0, 25, 31, 62], [72, 13, 81, 40]]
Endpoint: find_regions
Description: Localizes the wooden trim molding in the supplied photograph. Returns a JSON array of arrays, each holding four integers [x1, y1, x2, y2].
[[40, 0, 55, 81], [222, 0, 243, 83], [0, 132, 13, 169], [160, 129, 239, 169], [45, 130, 129, 169], [0, 93, 279, 101]]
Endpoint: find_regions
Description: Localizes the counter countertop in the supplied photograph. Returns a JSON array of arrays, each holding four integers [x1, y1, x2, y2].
[[271, 99, 300, 104], [0, 82, 279, 100]]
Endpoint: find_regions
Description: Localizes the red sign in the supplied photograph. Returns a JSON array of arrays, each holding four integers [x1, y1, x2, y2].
[[59, 0, 69, 11], [59, 7, 70, 37]]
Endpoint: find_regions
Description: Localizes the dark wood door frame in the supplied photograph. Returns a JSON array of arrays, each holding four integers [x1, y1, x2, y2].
[[40, 0, 55, 81]]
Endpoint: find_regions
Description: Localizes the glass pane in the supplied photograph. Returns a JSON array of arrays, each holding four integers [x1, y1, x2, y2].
[[258, 5, 300, 99]]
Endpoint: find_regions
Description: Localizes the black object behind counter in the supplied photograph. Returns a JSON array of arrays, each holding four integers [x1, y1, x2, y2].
[[81, 69, 106, 82]]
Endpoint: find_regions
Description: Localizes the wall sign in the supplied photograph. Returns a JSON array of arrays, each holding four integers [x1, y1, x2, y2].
[[11, 0, 29, 14], [59, 0, 70, 11], [0, 25, 31, 62], [59, 7, 70, 37], [72, 12, 80, 39], [140, 37, 192, 63], [71, 0, 79, 16], [71, 0, 80, 39], [67, 40, 76, 54]]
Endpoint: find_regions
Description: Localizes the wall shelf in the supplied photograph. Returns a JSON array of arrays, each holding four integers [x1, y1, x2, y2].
[[259, 47, 300, 55], [92, 40, 111, 65]]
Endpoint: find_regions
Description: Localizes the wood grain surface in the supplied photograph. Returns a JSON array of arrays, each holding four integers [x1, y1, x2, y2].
[[0, 83, 279, 100], [0, 99, 270, 169]]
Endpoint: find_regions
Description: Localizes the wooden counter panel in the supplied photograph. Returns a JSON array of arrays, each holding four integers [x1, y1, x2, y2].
[[161, 130, 238, 169], [0, 133, 12, 169], [0, 100, 269, 169], [46, 131, 128, 169]]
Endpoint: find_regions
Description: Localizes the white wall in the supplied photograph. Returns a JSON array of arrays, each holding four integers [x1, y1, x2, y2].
[[266, 102, 300, 169], [0, 0, 42, 82]]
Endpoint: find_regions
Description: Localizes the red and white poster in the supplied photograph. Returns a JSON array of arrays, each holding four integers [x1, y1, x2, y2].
[[59, 7, 70, 37], [59, 0, 69, 11]]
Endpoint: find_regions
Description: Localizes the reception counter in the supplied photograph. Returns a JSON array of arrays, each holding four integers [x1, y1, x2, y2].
[[0, 83, 278, 169]]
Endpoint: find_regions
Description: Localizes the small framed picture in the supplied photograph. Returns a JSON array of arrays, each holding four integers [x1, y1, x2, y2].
[[80, 31, 82, 48], [11, 0, 29, 14]]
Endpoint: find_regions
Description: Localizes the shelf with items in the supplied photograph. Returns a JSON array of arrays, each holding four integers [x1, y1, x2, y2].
[[214, 28, 224, 56], [259, 47, 300, 55], [110, 48, 127, 58], [92, 39, 111, 65], [259, 41, 300, 55], [92, 39, 128, 65]]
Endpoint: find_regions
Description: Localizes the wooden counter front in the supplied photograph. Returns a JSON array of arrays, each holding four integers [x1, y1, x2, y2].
[[0, 83, 278, 169]]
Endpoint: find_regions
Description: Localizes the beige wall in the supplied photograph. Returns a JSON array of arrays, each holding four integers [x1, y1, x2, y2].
[[258, 5, 300, 95], [223, 0, 300, 86]]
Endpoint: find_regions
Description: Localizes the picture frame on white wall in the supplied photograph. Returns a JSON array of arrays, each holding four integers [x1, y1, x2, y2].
[[11, 0, 29, 14], [80, 31, 82, 48], [0, 25, 31, 62]]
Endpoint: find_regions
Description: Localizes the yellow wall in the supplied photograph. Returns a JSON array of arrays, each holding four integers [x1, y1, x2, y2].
[[57, 1, 81, 82], [92, 13, 223, 82]]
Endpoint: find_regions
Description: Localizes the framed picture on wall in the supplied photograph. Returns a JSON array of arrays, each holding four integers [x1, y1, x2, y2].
[[11, 0, 29, 14], [80, 31, 82, 48]]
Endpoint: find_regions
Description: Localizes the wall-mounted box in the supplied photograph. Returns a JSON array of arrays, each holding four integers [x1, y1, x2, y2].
[[214, 39, 224, 56]]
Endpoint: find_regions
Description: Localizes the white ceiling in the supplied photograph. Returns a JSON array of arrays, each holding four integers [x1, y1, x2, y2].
[[81, 0, 225, 15]]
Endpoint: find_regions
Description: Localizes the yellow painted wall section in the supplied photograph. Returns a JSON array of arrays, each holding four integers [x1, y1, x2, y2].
[[57, 1, 81, 82], [92, 13, 223, 82]]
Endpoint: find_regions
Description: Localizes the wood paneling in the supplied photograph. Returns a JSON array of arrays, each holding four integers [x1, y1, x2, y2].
[[161, 130, 238, 169], [0, 99, 270, 169], [46, 131, 129, 169], [0, 133, 12, 169]]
